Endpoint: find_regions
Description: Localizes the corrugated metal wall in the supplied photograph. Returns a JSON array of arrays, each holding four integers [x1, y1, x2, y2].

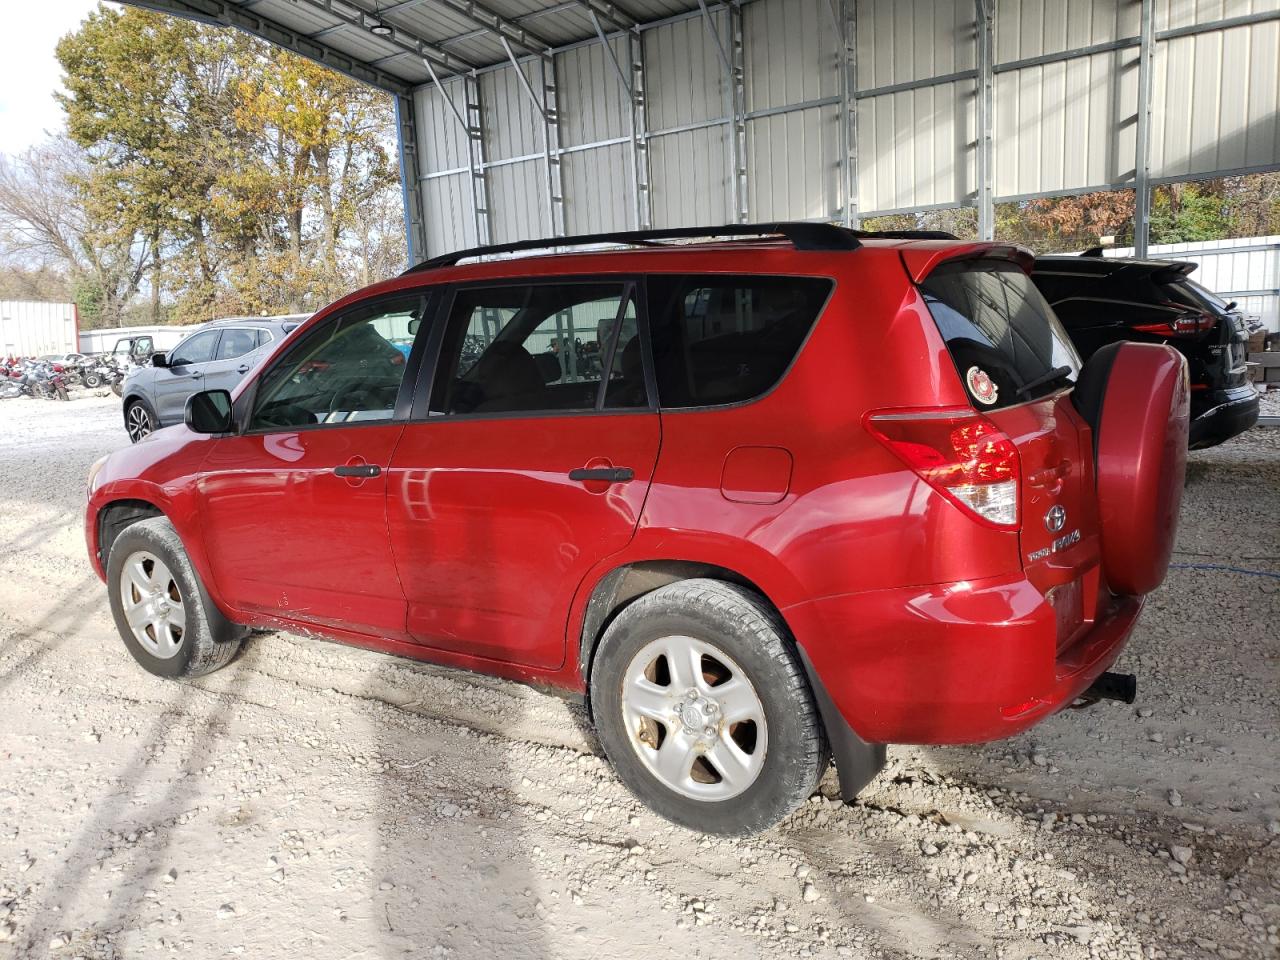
[[0, 301, 77, 357], [409, 0, 1280, 256]]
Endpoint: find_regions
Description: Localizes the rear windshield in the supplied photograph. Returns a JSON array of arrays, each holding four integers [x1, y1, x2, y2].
[[921, 260, 1081, 410]]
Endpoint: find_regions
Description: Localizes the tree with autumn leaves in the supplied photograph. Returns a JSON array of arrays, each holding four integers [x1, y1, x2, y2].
[[1, 4, 405, 327]]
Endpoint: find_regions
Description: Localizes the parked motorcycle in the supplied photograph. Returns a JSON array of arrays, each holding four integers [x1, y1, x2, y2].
[[25, 360, 70, 401]]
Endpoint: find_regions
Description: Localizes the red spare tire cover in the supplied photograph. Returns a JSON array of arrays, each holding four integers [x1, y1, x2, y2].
[[1072, 342, 1189, 596]]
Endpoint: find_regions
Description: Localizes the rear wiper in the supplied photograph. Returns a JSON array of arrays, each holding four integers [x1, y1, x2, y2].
[[1015, 365, 1074, 398]]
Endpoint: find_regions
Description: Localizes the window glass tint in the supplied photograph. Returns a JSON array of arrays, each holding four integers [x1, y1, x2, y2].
[[432, 282, 641, 415], [169, 331, 219, 366], [922, 260, 1081, 409], [249, 296, 422, 429], [215, 328, 259, 361], [646, 275, 831, 408]]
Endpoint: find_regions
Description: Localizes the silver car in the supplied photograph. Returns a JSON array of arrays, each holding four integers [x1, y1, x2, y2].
[[121, 316, 307, 442]]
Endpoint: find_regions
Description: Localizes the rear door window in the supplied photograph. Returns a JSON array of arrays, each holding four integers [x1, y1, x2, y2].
[[430, 282, 644, 415], [646, 275, 832, 408], [921, 260, 1081, 409]]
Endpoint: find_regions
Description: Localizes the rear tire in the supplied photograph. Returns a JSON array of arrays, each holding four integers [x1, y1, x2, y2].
[[106, 517, 245, 678], [589, 579, 829, 836]]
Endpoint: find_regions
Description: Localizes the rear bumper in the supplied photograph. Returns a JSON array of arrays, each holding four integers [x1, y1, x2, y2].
[[1189, 385, 1259, 448], [785, 574, 1143, 745]]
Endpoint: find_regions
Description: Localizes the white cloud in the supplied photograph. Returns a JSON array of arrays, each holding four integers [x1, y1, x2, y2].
[[0, 0, 102, 156]]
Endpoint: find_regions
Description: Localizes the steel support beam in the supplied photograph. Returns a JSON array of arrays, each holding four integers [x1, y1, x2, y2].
[[697, 0, 747, 223], [394, 93, 429, 263], [428, 0, 554, 60], [286, 0, 478, 74], [423, 58, 492, 245], [1134, 0, 1156, 258], [587, 10, 649, 230], [628, 30, 652, 229], [541, 57, 568, 236], [829, 0, 859, 227], [117, 0, 411, 93], [572, 0, 637, 32], [975, 0, 995, 240]]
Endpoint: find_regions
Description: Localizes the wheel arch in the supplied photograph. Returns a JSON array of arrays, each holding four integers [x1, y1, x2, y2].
[[121, 391, 159, 432], [575, 557, 886, 802], [96, 498, 166, 572]]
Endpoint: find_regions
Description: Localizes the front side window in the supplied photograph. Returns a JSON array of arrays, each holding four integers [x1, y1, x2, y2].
[[248, 296, 423, 430], [646, 275, 832, 408], [215, 328, 259, 361], [431, 282, 644, 415], [169, 331, 219, 367]]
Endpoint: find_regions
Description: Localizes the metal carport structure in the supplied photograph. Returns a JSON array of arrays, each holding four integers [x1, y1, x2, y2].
[[115, 0, 1280, 263]]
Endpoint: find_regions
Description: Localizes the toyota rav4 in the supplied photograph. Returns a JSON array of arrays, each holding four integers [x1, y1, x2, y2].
[[85, 224, 1189, 835]]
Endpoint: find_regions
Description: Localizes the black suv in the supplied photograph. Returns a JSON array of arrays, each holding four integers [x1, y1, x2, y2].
[[1031, 252, 1258, 448]]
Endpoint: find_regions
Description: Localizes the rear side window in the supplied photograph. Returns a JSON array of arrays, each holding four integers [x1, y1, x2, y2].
[[215, 328, 258, 360], [647, 275, 832, 408], [922, 260, 1080, 410]]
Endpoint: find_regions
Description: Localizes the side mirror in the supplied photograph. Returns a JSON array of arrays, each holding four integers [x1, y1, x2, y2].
[[408, 318, 421, 336], [151, 353, 169, 368], [185, 389, 234, 435]]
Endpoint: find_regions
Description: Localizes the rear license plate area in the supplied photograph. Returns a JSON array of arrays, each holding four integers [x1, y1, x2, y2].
[[1046, 578, 1084, 650]]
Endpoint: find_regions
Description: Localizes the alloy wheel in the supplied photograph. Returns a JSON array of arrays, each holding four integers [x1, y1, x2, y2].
[[118, 550, 186, 659], [620, 635, 768, 801], [127, 404, 154, 442]]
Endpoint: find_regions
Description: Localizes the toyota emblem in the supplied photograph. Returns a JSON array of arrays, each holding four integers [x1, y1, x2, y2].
[[1045, 505, 1067, 533]]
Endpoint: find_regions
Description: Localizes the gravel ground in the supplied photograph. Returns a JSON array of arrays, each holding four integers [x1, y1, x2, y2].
[[0, 393, 1277, 960]]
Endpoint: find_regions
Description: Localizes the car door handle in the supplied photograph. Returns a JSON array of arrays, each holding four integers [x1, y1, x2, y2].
[[334, 464, 381, 478], [568, 466, 634, 483], [189, 370, 202, 378], [237, 364, 250, 374]]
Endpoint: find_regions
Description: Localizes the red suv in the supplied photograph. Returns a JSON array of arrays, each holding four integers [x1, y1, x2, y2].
[[85, 224, 1189, 835]]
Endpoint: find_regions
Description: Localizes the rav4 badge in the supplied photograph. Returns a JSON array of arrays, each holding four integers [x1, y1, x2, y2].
[[965, 366, 998, 405]]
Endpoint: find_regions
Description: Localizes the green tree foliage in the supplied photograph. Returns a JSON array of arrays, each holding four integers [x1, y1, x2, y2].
[[54, 4, 404, 323]]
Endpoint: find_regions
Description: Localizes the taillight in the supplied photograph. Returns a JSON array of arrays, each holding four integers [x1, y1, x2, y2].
[[865, 409, 1021, 528], [1132, 309, 1216, 338]]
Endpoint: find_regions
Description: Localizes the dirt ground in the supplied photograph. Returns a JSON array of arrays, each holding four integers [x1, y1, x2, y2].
[[0, 393, 1276, 960]]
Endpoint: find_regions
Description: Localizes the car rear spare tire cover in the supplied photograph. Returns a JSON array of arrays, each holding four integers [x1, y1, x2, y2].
[[1082, 342, 1190, 596]]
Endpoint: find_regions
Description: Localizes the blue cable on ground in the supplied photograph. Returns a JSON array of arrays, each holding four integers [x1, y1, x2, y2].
[[1169, 562, 1280, 581]]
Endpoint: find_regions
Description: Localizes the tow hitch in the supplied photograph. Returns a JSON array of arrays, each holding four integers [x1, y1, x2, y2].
[[1072, 672, 1138, 709]]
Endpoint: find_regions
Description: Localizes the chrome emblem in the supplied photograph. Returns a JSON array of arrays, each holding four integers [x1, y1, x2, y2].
[[1045, 505, 1067, 533]]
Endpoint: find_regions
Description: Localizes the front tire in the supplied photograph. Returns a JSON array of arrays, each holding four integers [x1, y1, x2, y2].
[[589, 579, 829, 836], [125, 400, 155, 443], [106, 517, 245, 678]]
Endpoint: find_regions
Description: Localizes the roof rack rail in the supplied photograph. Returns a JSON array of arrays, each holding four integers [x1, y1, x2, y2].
[[404, 222, 863, 273], [851, 229, 958, 240]]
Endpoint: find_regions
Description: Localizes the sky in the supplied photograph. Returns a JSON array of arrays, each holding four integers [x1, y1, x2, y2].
[[0, 0, 101, 157]]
